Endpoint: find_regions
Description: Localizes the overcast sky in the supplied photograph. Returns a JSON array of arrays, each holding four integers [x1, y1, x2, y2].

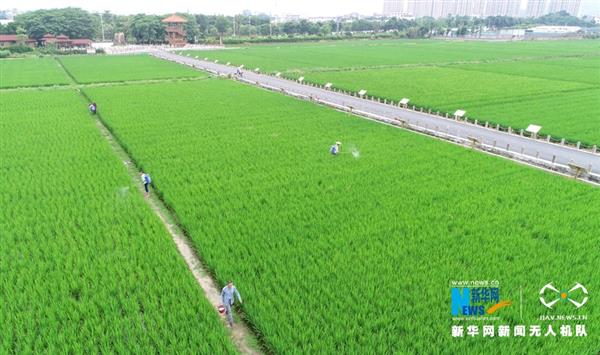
[[7, 0, 600, 17]]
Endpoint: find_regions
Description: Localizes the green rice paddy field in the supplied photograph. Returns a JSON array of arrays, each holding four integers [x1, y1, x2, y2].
[[186, 39, 600, 144], [0, 57, 70, 88], [58, 55, 206, 83], [2, 49, 600, 354], [0, 89, 235, 353], [86, 78, 600, 354]]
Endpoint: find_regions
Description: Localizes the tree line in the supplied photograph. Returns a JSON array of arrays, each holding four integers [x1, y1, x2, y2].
[[0, 8, 596, 44]]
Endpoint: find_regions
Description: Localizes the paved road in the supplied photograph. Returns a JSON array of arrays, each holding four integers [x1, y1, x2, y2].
[[152, 50, 600, 181]]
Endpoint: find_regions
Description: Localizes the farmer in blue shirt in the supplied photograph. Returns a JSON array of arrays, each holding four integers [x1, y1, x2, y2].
[[140, 171, 151, 197], [88, 102, 97, 114], [221, 281, 242, 327], [330, 141, 341, 155]]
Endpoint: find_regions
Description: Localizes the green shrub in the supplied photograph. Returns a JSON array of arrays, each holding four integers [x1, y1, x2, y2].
[[7, 44, 33, 53]]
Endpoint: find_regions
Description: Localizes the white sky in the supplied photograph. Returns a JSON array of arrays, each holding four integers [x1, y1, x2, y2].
[[7, 0, 600, 17]]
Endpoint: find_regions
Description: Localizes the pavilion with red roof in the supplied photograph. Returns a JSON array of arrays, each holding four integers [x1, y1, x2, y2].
[[162, 14, 187, 47]]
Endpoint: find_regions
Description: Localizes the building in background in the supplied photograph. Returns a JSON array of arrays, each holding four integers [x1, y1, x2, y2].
[[406, 0, 432, 17], [383, 0, 405, 17], [0, 8, 18, 25], [431, 0, 457, 18], [456, 0, 486, 17], [0, 34, 36, 47], [162, 14, 187, 47], [526, 0, 548, 17], [546, 0, 581, 16], [526, 0, 581, 17], [484, 0, 520, 16], [41, 34, 92, 49], [388, 0, 521, 18]]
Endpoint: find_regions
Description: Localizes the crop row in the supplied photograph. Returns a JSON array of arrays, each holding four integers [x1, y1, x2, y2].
[[0, 89, 235, 353], [86, 79, 600, 353]]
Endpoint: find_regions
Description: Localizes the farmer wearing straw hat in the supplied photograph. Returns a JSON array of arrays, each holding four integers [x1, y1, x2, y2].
[[330, 141, 342, 155], [221, 281, 242, 327]]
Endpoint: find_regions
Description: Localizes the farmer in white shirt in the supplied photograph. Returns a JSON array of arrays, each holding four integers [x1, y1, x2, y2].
[[221, 281, 242, 327], [140, 171, 151, 197]]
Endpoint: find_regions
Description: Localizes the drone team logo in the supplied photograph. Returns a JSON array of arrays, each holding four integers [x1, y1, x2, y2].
[[539, 282, 588, 309]]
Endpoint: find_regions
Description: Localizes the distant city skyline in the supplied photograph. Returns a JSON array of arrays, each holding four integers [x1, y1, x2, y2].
[[3, 0, 599, 17], [383, 0, 588, 18]]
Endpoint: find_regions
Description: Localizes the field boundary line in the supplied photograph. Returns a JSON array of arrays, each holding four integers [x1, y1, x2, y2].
[[71, 89, 265, 355], [54, 56, 79, 84], [0, 76, 212, 92]]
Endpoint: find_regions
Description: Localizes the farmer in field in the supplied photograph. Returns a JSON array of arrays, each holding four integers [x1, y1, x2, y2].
[[140, 171, 151, 197], [88, 102, 97, 115], [330, 141, 341, 155], [221, 281, 242, 328]]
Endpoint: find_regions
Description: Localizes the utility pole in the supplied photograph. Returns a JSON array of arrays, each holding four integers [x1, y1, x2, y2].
[[99, 13, 105, 42], [269, 8, 273, 37], [233, 16, 236, 37]]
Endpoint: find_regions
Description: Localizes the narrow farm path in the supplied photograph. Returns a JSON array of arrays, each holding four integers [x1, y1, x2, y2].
[[89, 114, 263, 355], [0, 77, 210, 92]]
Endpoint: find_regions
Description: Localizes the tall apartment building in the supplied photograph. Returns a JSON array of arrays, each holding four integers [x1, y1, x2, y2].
[[526, 0, 581, 17], [406, 0, 434, 17], [484, 0, 520, 16], [526, 0, 548, 17], [430, 0, 459, 18], [399, 0, 520, 18], [455, 0, 486, 17], [547, 0, 581, 16], [383, 0, 406, 17]]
